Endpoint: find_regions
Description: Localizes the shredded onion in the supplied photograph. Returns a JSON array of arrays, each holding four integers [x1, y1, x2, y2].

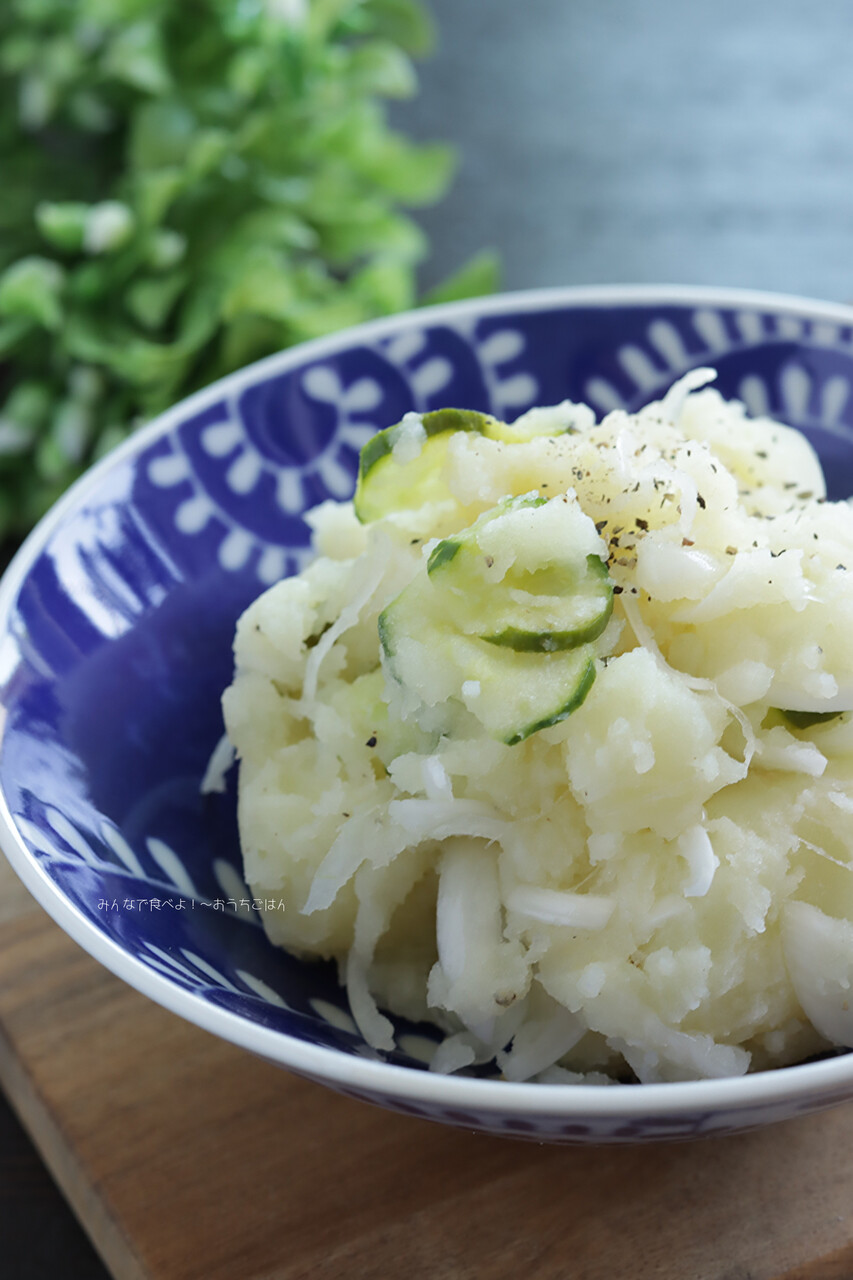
[[505, 885, 615, 930]]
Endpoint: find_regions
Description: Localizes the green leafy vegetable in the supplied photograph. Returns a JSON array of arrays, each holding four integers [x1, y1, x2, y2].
[[0, 0, 496, 541]]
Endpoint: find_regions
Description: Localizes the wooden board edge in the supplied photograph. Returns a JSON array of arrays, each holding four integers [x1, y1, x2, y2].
[[0, 989, 147, 1280]]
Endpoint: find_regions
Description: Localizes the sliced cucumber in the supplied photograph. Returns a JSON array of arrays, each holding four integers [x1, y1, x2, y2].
[[354, 407, 501, 523], [483, 556, 613, 651], [379, 573, 598, 745], [781, 708, 844, 730], [427, 495, 612, 652], [481, 414, 575, 443], [426, 494, 545, 580]]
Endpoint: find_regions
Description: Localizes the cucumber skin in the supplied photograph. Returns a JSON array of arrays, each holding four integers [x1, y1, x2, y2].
[[377, 494, 608, 745], [379, 578, 600, 748], [482, 421, 579, 443], [426, 495, 548, 577], [356, 407, 499, 521], [503, 654, 597, 745], [430, 538, 614, 653], [483, 555, 613, 652], [781, 708, 844, 729], [483, 617, 608, 652], [377, 607, 396, 659], [426, 538, 462, 574]]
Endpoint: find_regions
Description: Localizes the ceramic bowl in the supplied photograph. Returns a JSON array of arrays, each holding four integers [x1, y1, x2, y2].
[[5, 284, 853, 1144]]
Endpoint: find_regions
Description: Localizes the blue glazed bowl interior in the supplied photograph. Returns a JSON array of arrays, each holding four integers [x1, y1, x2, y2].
[[5, 287, 853, 1086]]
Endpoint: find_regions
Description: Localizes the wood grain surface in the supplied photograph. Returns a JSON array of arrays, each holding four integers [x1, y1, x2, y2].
[[1, 854, 853, 1280]]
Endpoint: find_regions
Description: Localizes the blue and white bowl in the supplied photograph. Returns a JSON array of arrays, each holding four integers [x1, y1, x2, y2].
[[5, 284, 853, 1143]]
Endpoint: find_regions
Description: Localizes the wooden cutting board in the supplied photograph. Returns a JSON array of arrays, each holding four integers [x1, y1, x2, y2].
[[1, 853, 853, 1280]]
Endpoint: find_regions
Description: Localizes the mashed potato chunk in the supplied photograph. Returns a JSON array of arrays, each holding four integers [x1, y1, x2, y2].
[[222, 371, 853, 1083]]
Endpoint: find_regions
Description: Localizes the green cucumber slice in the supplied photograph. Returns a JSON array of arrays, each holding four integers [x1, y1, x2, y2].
[[481, 555, 613, 651], [427, 496, 612, 652], [481, 416, 575, 443], [354, 407, 500, 523], [379, 573, 597, 744], [781, 708, 844, 730], [426, 494, 546, 578]]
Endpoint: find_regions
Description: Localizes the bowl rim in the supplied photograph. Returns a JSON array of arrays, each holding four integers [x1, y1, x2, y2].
[[5, 280, 853, 1118]]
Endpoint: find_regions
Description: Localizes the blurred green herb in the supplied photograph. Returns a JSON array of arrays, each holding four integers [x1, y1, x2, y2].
[[0, 0, 498, 541]]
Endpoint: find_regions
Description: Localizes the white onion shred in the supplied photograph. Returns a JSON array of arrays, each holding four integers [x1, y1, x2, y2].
[[421, 755, 453, 800], [429, 1032, 478, 1074], [433, 839, 521, 1043], [387, 797, 508, 844], [344, 865, 406, 1051], [678, 823, 718, 898], [505, 885, 615, 930], [302, 535, 391, 703], [346, 952, 395, 1051], [782, 902, 853, 1047], [303, 808, 409, 915], [659, 367, 717, 422], [795, 837, 853, 875], [498, 1003, 585, 1082]]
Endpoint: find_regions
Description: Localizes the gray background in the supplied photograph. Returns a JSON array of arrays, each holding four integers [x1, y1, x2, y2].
[[395, 0, 853, 301]]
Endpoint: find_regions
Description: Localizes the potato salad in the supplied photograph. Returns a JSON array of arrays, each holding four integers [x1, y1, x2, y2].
[[222, 370, 853, 1083]]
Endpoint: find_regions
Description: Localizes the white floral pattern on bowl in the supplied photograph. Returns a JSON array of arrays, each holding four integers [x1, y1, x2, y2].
[[4, 286, 853, 1141]]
